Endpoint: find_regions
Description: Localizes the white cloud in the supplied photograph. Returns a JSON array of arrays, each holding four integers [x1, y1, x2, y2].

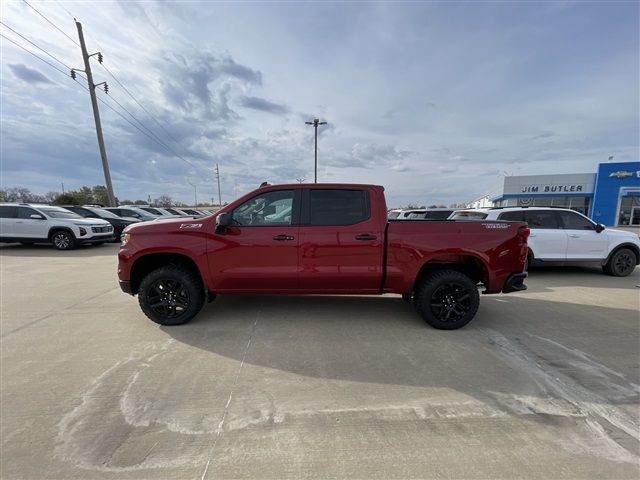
[[0, 1, 638, 206]]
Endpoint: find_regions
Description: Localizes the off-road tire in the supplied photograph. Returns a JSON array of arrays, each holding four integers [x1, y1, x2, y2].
[[603, 248, 637, 277], [138, 265, 205, 325], [414, 269, 480, 330]]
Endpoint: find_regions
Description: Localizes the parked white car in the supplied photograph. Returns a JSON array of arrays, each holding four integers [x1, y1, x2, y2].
[[0, 203, 114, 250], [449, 207, 640, 276]]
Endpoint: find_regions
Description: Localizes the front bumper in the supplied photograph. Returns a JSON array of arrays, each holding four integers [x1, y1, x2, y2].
[[78, 233, 115, 244], [502, 272, 528, 293], [119, 280, 133, 295]]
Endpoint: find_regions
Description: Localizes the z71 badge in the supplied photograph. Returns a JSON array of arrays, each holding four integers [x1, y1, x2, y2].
[[179, 223, 203, 229]]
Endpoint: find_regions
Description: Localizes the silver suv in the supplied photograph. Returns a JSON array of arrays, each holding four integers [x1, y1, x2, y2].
[[450, 207, 640, 276], [0, 204, 114, 250]]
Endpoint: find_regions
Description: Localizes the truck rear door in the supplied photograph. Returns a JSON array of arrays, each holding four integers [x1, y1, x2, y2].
[[297, 187, 384, 292]]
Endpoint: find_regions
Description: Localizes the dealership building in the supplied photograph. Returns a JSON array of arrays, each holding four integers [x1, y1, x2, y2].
[[490, 161, 640, 227]]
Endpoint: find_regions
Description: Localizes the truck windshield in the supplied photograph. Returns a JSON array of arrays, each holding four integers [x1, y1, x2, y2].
[[39, 207, 83, 219]]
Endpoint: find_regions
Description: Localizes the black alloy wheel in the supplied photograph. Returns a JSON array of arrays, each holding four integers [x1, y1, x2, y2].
[[605, 248, 637, 277], [414, 269, 480, 330], [51, 230, 75, 250], [138, 265, 205, 325]]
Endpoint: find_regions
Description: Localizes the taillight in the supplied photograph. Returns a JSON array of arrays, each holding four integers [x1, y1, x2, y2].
[[518, 226, 530, 240]]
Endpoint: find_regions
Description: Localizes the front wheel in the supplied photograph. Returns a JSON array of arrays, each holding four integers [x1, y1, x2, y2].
[[414, 270, 480, 330], [138, 265, 205, 325], [603, 248, 637, 277], [50, 230, 76, 250]]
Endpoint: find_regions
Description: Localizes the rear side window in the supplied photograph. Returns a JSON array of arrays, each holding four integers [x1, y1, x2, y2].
[[0, 206, 18, 218], [523, 211, 559, 229], [450, 211, 488, 220], [17, 207, 41, 219], [309, 189, 369, 226], [424, 210, 453, 220], [498, 211, 525, 221], [558, 211, 594, 230]]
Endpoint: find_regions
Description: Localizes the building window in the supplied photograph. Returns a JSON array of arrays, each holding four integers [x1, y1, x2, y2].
[[618, 196, 640, 226]]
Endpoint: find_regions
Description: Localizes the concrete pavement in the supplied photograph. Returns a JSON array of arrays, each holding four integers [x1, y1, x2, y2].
[[1, 243, 639, 479]]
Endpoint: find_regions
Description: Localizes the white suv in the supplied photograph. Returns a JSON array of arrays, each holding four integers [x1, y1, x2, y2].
[[0, 204, 114, 250], [450, 207, 640, 276]]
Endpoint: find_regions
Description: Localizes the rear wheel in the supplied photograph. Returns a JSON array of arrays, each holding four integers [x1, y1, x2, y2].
[[50, 230, 76, 250], [138, 265, 205, 325], [603, 248, 637, 277], [414, 269, 480, 330]]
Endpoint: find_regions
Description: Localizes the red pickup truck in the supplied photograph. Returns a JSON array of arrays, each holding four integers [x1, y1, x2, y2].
[[118, 184, 529, 329]]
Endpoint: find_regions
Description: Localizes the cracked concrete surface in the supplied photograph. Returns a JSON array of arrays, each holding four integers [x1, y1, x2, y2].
[[1, 244, 639, 479]]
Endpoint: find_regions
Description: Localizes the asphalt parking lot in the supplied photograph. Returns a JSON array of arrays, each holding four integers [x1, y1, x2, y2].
[[1, 243, 639, 479]]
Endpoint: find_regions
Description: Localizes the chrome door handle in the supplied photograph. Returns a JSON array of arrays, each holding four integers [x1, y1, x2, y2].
[[568, 234, 580, 238]]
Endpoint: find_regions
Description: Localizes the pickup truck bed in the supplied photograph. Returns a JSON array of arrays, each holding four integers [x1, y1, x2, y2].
[[118, 183, 529, 329]]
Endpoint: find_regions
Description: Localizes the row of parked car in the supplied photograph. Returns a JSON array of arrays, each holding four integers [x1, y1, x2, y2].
[[0, 203, 212, 250], [389, 205, 639, 277]]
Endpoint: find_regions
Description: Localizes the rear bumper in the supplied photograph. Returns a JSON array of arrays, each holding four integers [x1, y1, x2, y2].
[[502, 272, 527, 293]]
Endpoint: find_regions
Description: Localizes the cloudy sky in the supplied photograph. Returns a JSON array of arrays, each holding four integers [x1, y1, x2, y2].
[[1, 1, 638, 207]]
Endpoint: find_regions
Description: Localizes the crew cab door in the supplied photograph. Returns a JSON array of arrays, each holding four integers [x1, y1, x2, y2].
[[522, 210, 566, 260], [557, 210, 608, 260], [15, 206, 47, 239], [0, 206, 18, 237], [207, 189, 301, 292], [297, 188, 384, 292]]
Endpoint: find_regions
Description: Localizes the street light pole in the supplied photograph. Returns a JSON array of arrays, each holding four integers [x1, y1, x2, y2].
[[305, 118, 327, 183]]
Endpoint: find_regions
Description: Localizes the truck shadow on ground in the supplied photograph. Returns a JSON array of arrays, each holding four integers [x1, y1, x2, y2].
[[0, 242, 119, 258], [161, 293, 639, 405]]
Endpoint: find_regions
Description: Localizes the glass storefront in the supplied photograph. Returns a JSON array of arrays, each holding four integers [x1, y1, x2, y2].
[[495, 196, 591, 215], [617, 196, 640, 226]]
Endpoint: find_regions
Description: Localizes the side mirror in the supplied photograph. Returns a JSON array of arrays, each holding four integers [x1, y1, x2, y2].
[[30, 214, 45, 220], [595, 223, 605, 233], [215, 212, 232, 234]]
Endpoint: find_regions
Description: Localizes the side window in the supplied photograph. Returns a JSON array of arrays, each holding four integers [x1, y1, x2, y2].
[[232, 190, 294, 226], [498, 211, 524, 221], [558, 211, 594, 230], [309, 189, 369, 226], [0, 206, 18, 218], [17, 207, 41, 219], [523, 211, 559, 229]]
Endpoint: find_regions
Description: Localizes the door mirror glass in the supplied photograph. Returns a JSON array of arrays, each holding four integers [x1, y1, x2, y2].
[[216, 212, 232, 234]]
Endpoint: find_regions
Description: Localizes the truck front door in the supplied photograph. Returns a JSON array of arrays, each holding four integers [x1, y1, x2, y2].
[[207, 189, 300, 292], [297, 188, 384, 292]]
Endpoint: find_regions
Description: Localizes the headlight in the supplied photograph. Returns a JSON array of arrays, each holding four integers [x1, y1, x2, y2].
[[121, 233, 131, 246]]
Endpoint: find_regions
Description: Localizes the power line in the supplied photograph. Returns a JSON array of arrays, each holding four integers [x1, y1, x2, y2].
[[3, 23, 202, 177], [22, 0, 79, 47], [1, 32, 76, 80], [0, 21, 86, 81], [95, 89, 200, 170], [55, 2, 194, 157]]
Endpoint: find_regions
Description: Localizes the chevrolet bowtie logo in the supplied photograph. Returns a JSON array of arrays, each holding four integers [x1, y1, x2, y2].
[[609, 171, 634, 178]]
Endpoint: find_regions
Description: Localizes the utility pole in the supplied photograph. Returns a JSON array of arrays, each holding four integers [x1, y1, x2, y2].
[[187, 180, 197, 207], [74, 21, 116, 206], [304, 118, 327, 183], [215, 164, 222, 207]]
